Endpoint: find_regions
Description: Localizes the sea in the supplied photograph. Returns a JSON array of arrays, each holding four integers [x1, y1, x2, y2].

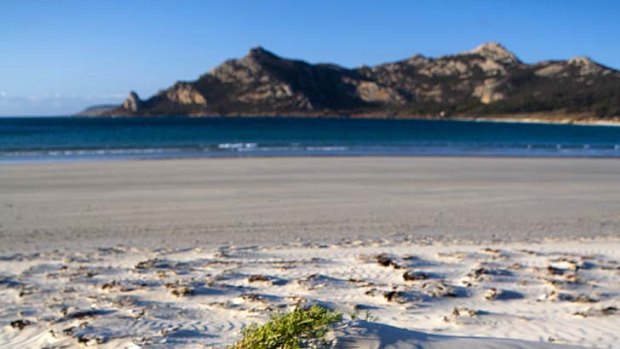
[[1, 116, 620, 163]]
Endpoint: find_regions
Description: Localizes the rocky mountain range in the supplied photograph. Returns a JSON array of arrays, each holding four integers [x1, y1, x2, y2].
[[84, 43, 620, 122]]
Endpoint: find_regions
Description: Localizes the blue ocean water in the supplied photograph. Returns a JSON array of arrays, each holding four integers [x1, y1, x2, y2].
[[1, 117, 620, 162]]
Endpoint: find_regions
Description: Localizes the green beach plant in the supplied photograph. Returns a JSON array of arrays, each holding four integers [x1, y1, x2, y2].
[[230, 305, 342, 349]]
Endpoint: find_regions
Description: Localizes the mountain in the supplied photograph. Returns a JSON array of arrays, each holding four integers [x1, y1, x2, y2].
[[83, 43, 620, 122], [77, 104, 119, 117]]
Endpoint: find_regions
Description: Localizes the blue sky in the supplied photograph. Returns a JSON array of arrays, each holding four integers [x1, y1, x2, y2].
[[1, 0, 619, 116]]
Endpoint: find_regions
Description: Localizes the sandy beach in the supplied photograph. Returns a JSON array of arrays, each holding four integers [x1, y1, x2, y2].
[[1, 157, 619, 348]]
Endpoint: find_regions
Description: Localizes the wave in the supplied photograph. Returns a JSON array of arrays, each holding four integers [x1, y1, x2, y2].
[[0, 148, 182, 157], [1, 142, 620, 163], [217, 143, 257, 149]]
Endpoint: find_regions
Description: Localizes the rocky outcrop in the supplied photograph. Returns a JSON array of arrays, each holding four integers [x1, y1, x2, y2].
[[88, 43, 620, 120], [567, 56, 609, 76], [473, 78, 505, 104], [122, 91, 142, 112], [355, 81, 404, 104], [466, 42, 521, 64], [164, 83, 207, 106]]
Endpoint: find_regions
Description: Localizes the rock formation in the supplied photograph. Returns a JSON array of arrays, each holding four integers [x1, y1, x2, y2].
[[122, 91, 142, 112]]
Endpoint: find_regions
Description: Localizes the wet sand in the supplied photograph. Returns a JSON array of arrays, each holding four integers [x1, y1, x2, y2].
[[1, 157, 619, 253]]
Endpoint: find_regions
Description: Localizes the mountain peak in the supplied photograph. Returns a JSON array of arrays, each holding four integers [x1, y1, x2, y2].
[[247, 46, 279, 60], [468, 42, 520, 63], [567, 56, 610, 75], [568, 56, 594, 66]]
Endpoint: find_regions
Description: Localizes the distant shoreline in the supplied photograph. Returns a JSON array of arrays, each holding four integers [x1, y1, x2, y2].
[[74, 112, 620, 127], [453, 115, 620, 127], [3, 112, 620, 128]]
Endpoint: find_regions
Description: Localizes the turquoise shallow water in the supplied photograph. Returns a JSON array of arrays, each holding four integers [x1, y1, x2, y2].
[[1, 116, 620, 162]]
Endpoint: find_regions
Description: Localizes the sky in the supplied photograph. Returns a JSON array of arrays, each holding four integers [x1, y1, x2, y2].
[[1, 0, 619, 116]]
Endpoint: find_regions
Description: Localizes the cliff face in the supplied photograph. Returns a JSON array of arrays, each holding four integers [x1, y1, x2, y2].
[[90, 43, 620, 120]]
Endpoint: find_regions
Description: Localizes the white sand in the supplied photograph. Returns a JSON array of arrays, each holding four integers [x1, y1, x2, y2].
[[0, 157, 619, 348], [0, 239, 617, 348]]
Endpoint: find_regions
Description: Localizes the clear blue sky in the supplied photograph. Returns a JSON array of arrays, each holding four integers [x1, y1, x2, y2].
[[1, 0, 618, 115]]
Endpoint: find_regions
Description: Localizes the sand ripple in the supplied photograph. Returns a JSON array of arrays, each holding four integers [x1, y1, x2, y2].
[[0, 239, 618, 348]]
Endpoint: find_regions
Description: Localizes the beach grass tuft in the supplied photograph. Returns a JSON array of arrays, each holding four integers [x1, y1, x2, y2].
[[230, 305, 342, 349]]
